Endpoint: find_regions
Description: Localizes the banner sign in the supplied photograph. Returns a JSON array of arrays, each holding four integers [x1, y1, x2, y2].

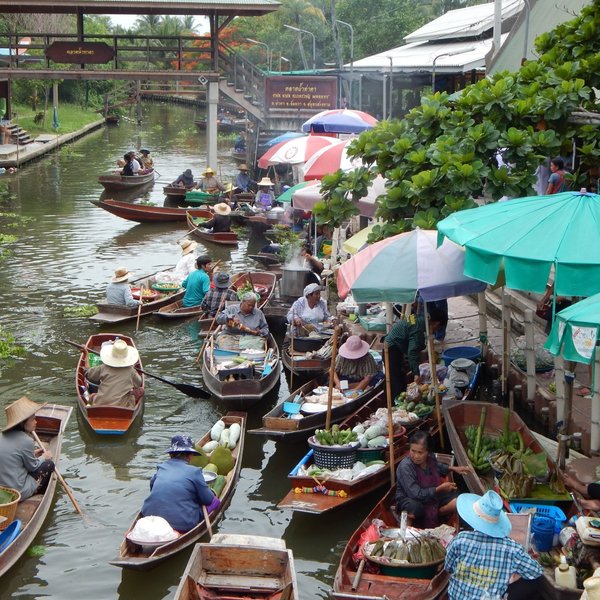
[[265, 76, 337, 110], [46, 42, 114, 64]]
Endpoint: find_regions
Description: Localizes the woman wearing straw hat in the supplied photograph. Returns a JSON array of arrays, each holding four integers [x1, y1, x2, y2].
[[138, 148, 153, 170], [234, 163, 255, 193], [445, 490, 543, 599], [334, 335, 381, 392], [254, 177, 275, 211], [156, 239, 198, 285], [0, 396, 55, 500], [202, 203, 232, 233], [200, 271, 237, 317], [84, 339, 143, 408], [196, 167, 224, 194], [106, 266, 141, 308]]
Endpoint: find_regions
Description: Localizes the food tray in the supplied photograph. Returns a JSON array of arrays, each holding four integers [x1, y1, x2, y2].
[[151, 283, 181, 293]]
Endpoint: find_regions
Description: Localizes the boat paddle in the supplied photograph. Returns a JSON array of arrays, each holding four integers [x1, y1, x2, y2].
[[135, 284, 144, 332], [202, 504, 213, 539], [31, 431, 84, 516], [63, 339, 211, 399]]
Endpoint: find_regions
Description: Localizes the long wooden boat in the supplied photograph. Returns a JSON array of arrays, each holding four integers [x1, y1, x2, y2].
[[90, 269, 185, 324], [248, 253, 282, 268], [230, 271, 277, 309], [249, 378, 384, 443], [230, 148, 247, 164], [110, 412, 246, 571], [91, 199, 212, 223], [332, 464, 455, 600], [105, 115, 120, 124], [75, 333, 144, 435], [194, 118, 246, 133], [98, 169, 155, 191], [174, 533, 298, 600], [157, 299, 207, 320], [163, 184, 190, 199], [186, 212, 238, 246], [0, 403, 73, 578], [281, 336, 332, 382], [202, 332, 281, 406]]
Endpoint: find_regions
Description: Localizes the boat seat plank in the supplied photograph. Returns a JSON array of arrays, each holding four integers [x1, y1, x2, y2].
[[210, 534, 286, 549], [15, 495, 43, 523], [278, 489, 358, 513], [199, 573, 283, 592]]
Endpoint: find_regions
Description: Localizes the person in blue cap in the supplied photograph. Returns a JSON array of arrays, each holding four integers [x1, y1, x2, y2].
[[445, 490, 543, 599], [140, 435, 219, 532]]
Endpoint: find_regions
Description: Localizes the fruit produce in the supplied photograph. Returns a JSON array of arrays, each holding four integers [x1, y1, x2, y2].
[[210, 446, 235, 476], [204, 463, 218, 473], [314, 424, 358, 446], [210, 420, 225, 441], [208, 474, 226, 497], [189, 447, 209, 468], [367, 536, 446, 564]]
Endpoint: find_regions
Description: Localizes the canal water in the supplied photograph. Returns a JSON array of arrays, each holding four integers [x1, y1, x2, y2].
[[0, 103, 379, 599]]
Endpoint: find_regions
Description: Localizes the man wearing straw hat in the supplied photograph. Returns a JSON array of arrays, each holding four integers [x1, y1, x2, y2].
[[84, 339, 143, 408], [156, 239, 198, 285], [445, 490, 543, 599], [0, 396, 55, 500], [234, 163, 255, 193], [106, 266, 141, 308], [196, 167, 224, 194], [202, 203, 232, 233]]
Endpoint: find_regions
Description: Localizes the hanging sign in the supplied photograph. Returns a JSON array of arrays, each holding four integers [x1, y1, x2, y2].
[[46, 42, 114, 64], [265, 76, 337, 110]]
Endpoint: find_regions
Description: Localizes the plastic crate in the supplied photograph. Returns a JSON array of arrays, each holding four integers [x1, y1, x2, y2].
[[510, 502, 567, 533], [356, 447, 384, 462]]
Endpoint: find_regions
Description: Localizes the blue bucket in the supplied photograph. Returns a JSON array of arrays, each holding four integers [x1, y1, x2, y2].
[[532, 515, 555, 551], [441, 346, 482, 366]]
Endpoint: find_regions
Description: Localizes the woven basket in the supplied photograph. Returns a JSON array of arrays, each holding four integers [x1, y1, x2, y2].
[[308, 436, 357, 469], [0, 486, 21, 530]]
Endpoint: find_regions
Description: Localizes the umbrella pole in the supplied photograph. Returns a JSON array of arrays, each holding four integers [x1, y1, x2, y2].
[[425, 305, 444, 447], [592, 350, 600, 453], [325, 327, 340, 431], [384, 342, 396, 486], [501, 290, 511, 400], [558, 367, 574, 469]]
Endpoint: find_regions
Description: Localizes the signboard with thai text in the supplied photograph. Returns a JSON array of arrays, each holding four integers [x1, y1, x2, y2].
[[46, 42, 114, 64], [265, 76, 337, 111]]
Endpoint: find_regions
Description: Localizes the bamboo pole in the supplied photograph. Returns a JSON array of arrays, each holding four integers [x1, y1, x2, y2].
[[325, 328, 340, 431], [524, 308, 536, 401], [424, 306, 444, 446], [501, 289, 511, 399], [135, 284, 144, 332], [384, 342, 396, 486]]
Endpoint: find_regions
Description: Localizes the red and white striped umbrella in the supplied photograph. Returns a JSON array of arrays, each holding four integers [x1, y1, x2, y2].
[[302, 139, 363, 180], [302, 109, 378, 134], [257, 136, 341, 169]]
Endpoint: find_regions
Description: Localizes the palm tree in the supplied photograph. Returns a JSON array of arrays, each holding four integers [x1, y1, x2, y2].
[[134, 15, 162, 36], [279, 0, 326, 70]]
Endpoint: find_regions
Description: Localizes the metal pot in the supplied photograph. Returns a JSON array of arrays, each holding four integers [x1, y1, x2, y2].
[[281, 266, 309, 298]]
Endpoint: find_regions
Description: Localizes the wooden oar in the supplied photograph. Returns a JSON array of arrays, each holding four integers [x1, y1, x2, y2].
[[195, 290, 229, 364], [384, 342, 396, 487], [202, 504, 213, 539], [135, 284, 144, 332], [31, 431, 83, 516], [63, 339, 211, 399]]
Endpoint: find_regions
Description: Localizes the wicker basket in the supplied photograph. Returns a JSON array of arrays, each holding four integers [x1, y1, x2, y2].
[[0, 486, 20, 530], [308, 436, 357, 469]]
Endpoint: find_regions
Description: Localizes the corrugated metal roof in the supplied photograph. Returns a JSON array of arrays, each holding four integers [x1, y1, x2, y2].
[[405, 0, 523, 43], [350, 36, 508, 73]]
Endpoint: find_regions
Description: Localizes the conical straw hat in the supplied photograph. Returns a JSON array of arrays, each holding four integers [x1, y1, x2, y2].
[[3, 396, 47, 432]]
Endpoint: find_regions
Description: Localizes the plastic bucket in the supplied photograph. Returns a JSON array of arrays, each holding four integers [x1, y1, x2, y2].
[[441, 346, 482, 366], [532, 515, 555, 551]]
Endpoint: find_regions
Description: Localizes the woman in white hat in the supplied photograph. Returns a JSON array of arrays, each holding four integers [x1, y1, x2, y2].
[[196, 167, 224, 194], [202, 203, 232, 233], [255, 177, 275, 211], [156, 239, 198, 284], [84, 339, 143, 408], [334, 334, 381, 391], [286, 283, 331, 335], [106, 266, 141, 308], [0, 396, 55, 501]]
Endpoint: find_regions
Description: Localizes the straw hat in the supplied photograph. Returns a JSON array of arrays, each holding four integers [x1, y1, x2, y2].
[[100, 339, 139, 368], [203, 167, 216, 176], [213, 203, 232, 216], [238, 163, 249, 171], [456, 491, 511, 539], [3, 396, 47, 432], [179, 239, 198, 256], [223, 183, 235, 193], [112, 266, 134, 283], [258, 177, 273, 187], [338, 335, 370, 360]]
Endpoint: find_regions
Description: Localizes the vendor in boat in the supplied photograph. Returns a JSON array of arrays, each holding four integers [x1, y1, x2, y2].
[[129, 151, 143, 174], [181, 255, 213, 308], [287, 283, 331, 335], [334, 335, 380, 392], [561, 471, 600, 511], [234, 163, 255, 193], [106, 266, 141, 308], [200, 272, 237, 317], [395, 431, 471, 528], [217, 292, 269, 337], [384, 305, 447, 402], [445, 490, 543, 600], [171, 168, 195, 189], [0, 396, 55, 501], [139, 148, 153, 171], [203, 203, 232, 233], [234, 133, 246, 152], [155, 239, 198, 285], [255, 177, 275, 211], [196, 167, 224, 194], [140, 435, 220, 533], [84, 339, 144, 408]]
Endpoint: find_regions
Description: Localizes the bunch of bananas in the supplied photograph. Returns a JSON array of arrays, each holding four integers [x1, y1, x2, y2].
[[465, 424, 499, 473], [314, 424, 358, 446], [368, 536, 446, 564]]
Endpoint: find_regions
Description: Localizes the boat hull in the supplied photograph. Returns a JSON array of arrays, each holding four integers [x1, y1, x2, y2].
[[187, 212, 238, 246], [91, 198, 211, 223], [98, 170, 155, 191]]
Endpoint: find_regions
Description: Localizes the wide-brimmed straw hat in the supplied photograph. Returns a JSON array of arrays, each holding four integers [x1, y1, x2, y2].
[[203, 167, 216, 176], [179, 239, 198, 256], [223, 183, 235, 194], [112, 266, 134, 283], [238, 163, 249, 171], [3, 396, 47, 432], [100, 339, 139, 368], [166, 434, 200, 455], [213, 203, 232, 216], [214, 272, 231, 289], [338, 335, 370, 360], [456, 490, 511, 539], [258, 177, 273, 187]]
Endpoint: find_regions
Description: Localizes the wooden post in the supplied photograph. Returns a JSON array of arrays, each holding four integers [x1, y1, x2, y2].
[[524, 309, 536, 401], [384, 342, 396, 486], [424, 305, 444, 446], [501, 289, 511, 398], [385, 302, 394, 334], [325, 328, 339, 431], [592, 351, 600, 453], [477, 291, 488, 358], [555, 355, 566, 426]]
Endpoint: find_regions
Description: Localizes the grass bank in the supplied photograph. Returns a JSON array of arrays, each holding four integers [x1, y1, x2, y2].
[[12, 103, 102, 136]]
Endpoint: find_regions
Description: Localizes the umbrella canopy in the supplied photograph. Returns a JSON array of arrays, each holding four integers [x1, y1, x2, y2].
[[302, 139, 363, 180], [292, 174, 387, 219], [264, 131, 306, 148], [337, 228, 486, 303], [342, 225, 376, 255], [302, 109, 378, 134], [257, 136, 341, 168], [276, 180, 318, 203], [437, 191, 600, 296], [545, 294, 600, 364]]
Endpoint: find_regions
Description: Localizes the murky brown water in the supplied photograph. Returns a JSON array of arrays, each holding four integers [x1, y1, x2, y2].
[[0, 103, 378, 599]]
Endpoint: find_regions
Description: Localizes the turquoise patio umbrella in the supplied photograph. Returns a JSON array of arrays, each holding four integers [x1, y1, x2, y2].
[[437, 191, 600, 297], [276, 180, 316, 203]]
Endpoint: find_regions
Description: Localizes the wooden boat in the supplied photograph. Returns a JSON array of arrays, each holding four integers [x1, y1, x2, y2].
[[163, 185, 190, 199], [281, 335, 332, 382], [0, 403, 73, 578], [230, 271, 277, 309], [185, 190, 222, 206], [174, 533, 298, 600], [248, 253, 282, 268], [75, 333, 144, 435], [332, 462, 455, 600], [90, 269, 185, 324], [230, 148, 247, 163], [91, 199, 212, 223], [186, 212, 238, 246], [249, 378, 384, 443], [105, 115, 120, 124], [110, 412, 246, 571], [98, 169, 155, 191], [194, 118, 246, 133], [202, 332, 281, 406], [157, 300, 207, 320]]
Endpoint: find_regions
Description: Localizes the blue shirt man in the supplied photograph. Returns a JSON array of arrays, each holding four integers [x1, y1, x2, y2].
[[181, 255, 212, 307]]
